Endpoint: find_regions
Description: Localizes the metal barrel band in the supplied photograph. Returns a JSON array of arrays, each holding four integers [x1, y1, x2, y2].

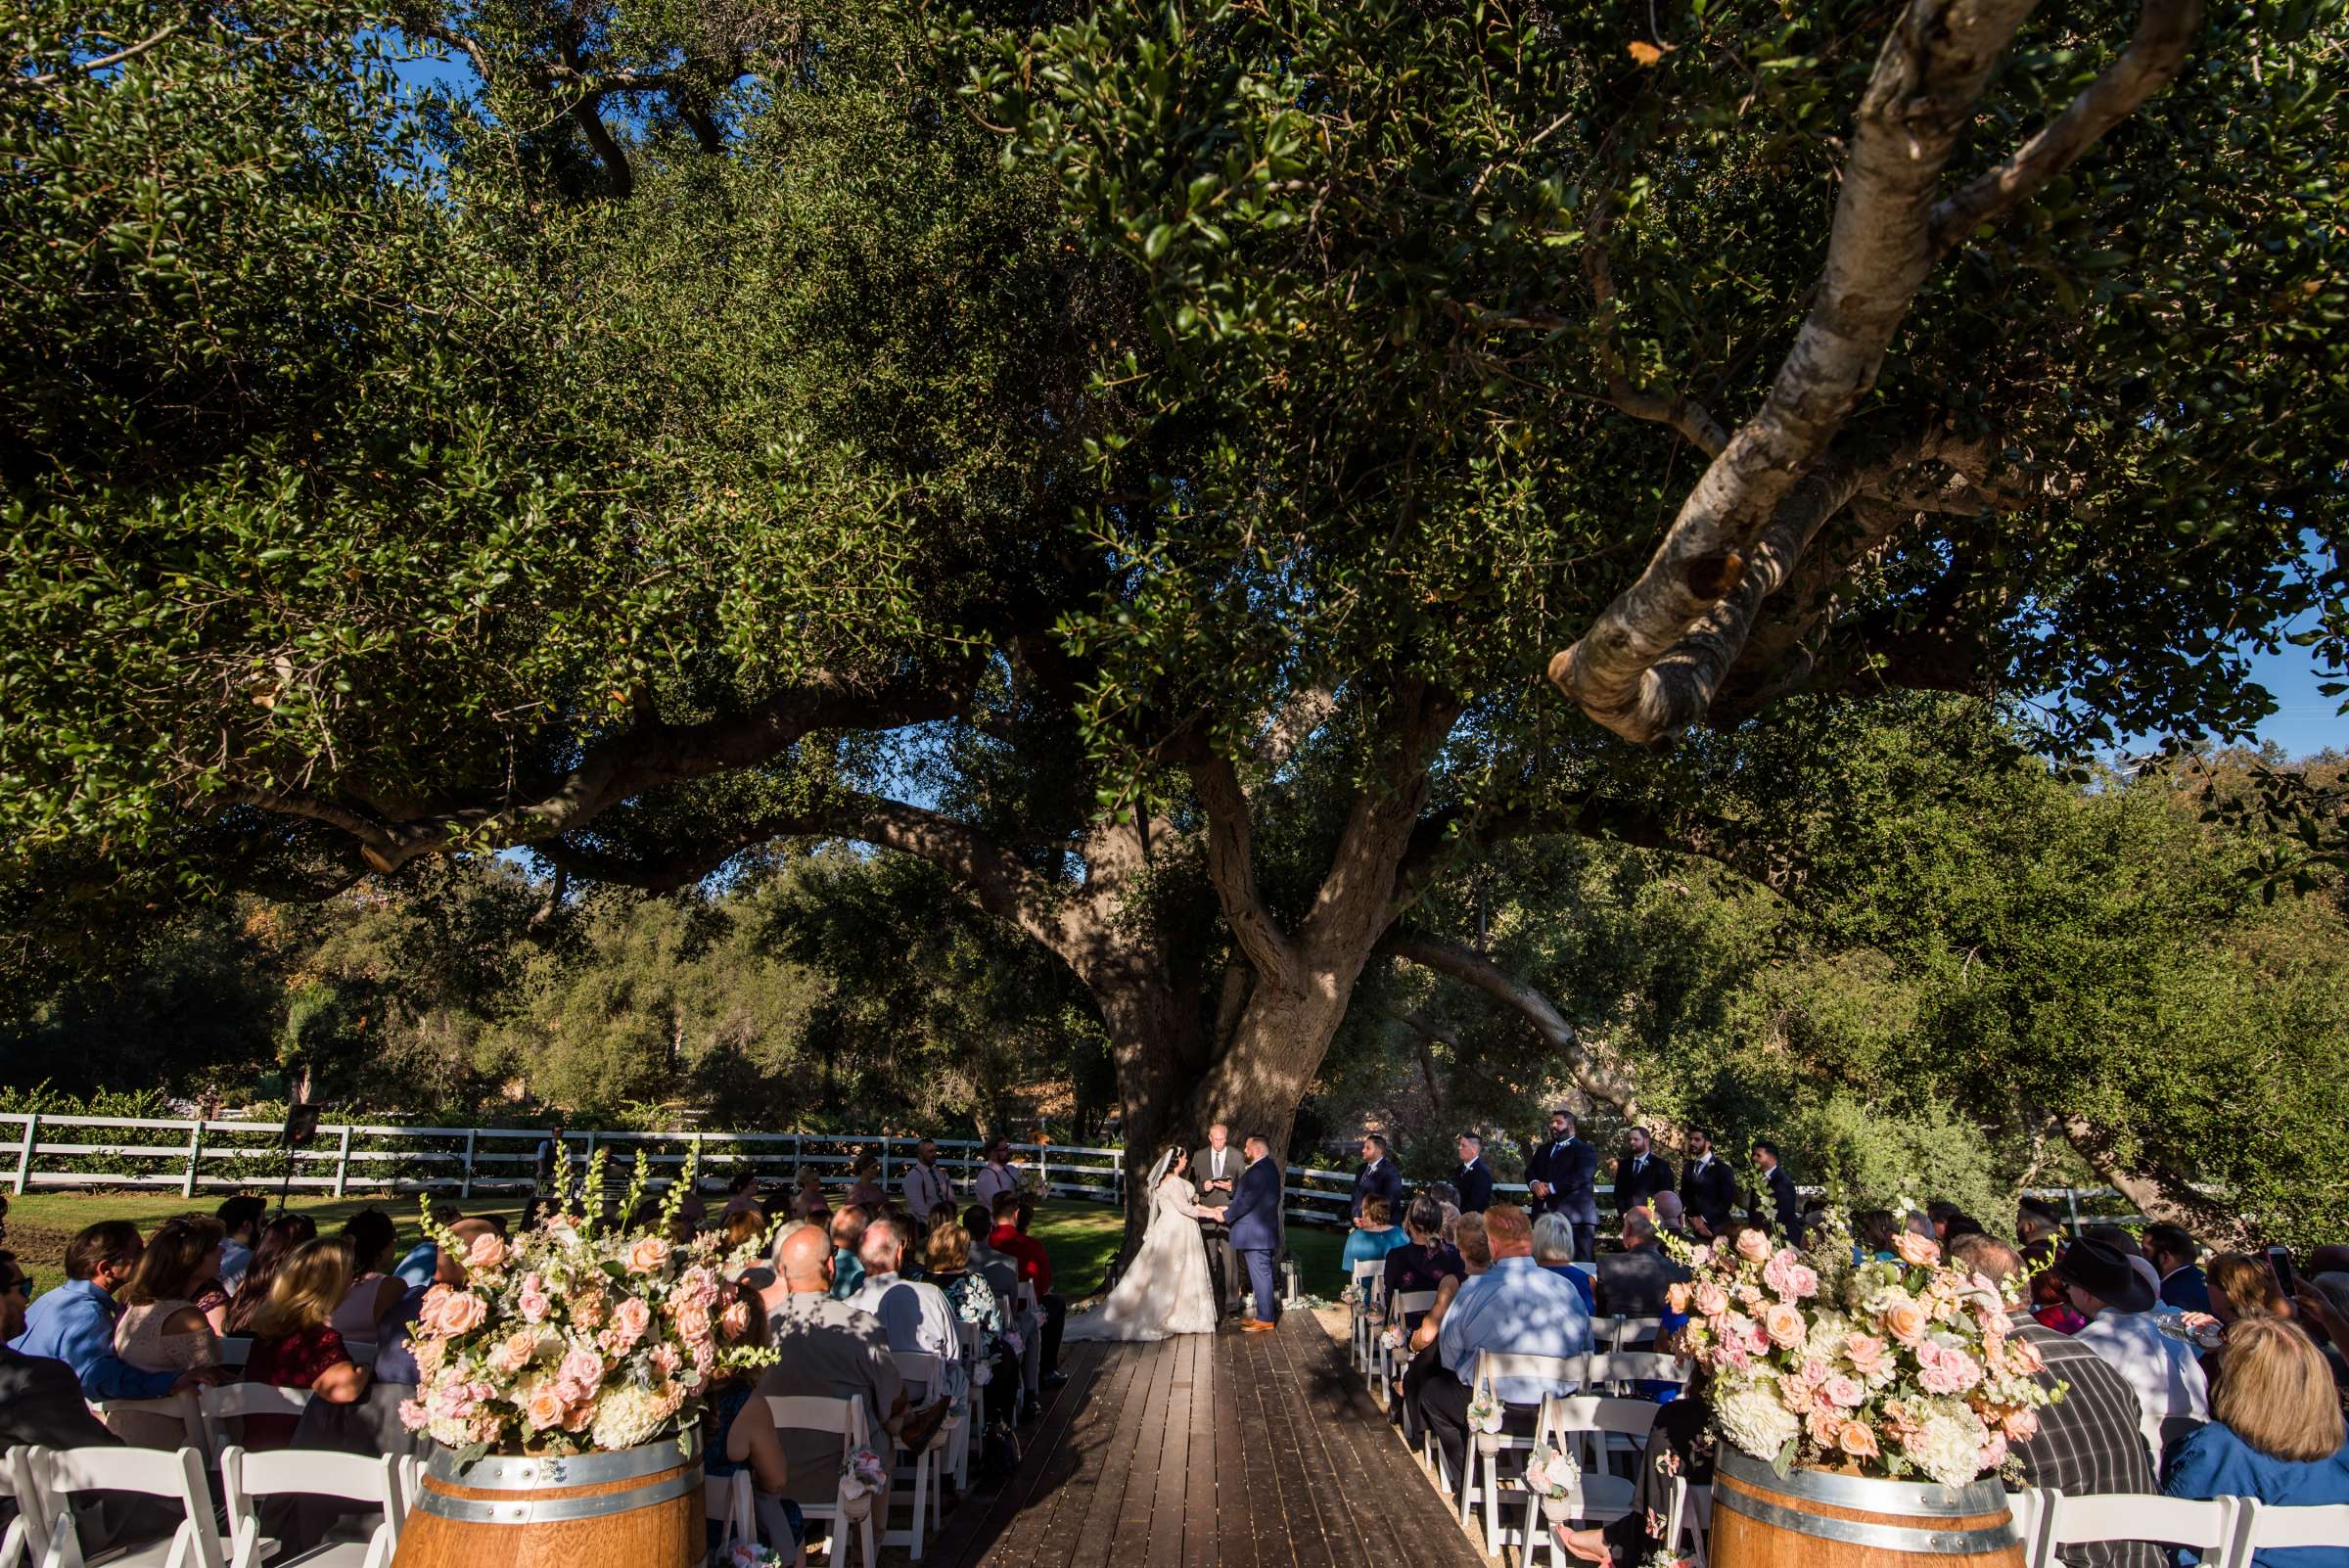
[[417, 1465, 702, 1524], [1716, 1484, 2019, 1555], [1715, 1447, 2008, 1516], [426, 1429, 700, 1490]]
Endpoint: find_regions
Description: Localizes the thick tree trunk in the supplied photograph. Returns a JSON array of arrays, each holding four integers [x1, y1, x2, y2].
[[2059, 1114, 2247, 1246]]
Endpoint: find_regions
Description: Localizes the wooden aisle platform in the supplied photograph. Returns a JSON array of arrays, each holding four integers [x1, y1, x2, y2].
[[913, 1314, 1495, 1568]]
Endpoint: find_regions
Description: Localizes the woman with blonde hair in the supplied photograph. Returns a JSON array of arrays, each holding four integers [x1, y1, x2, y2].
[[2164, 1315, 2349, 1563], [2207, 1252, 2293, 1325], [112, 1216, 227, 1445], [242, 1236, 371, 1449]]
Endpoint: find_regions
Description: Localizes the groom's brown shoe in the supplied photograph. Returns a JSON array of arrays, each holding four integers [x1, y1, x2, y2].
[[1240, 1318, 1279, 1332]]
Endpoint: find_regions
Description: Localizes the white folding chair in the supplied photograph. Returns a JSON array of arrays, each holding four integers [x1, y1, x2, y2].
[[1580, 1352, 1683, 1398], [1455, 1353, 1583, 1554], [3, 1445, 50, 1568], [949, 1319, 983, 1491], [1346, 1261, 1384, 1374], [198, 1384, 312, 1463], [1520, 1395, 1650, 1565], [889, 1352, 955, 1560], [704, 1471, 755, 1561], [765, 1396, 875, 1568], [1661, 1476, 1713, 1568], [25, 1445, 224, 1568], [2032, 1491, 2240, 1568], [219, 1446, 404, 1568], [1373, 1290, 1438, 1411], [87, 1391, 205, 1453], [2230, 1499, 2349, 1565]]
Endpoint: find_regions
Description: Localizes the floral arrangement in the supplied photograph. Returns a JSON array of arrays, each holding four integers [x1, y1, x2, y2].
[[1465, 1391, 1504, 1436], [1665, 1204, 2061, 1488], [838, 1449, 890, 1520], [1521, 1443, 1580, 1505], [725, 1545, 783, 1568], [398, 1148, 775, 1459]]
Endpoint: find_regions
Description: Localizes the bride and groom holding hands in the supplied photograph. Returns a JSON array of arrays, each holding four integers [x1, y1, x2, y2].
[[1065, 1124, 1284, 1343]]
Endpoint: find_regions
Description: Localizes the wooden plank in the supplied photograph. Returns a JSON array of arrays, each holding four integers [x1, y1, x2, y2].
[[1021, 1336, 1147, 1568], [1238, 1319, 1340, 1568], [1061, 1332, 1173, 1568], [1142, 1332, 1195, 1568], [1182, 1329, 1223, 1568], [926, 1339, 1108, 1568], [1280, 1314, 1473, 1567], [1227, 1324, 1298, 1568]]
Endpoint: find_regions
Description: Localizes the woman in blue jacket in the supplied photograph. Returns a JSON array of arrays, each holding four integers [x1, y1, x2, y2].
[[2164, 1315, 2349, 1567]]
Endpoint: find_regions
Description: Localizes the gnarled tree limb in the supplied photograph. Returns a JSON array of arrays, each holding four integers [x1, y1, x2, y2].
[[1550, 0, 2204, 744], [1186, 752, 1304, 987], [1384, 932, 1640, 1118]]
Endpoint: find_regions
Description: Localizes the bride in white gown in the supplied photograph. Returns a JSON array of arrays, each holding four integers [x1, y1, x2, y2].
[[1064, 1148, 1227, 1342]]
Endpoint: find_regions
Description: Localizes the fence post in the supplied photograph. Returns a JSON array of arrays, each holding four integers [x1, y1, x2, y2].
[[332, 1126, 353, 1199], [1039, 1141, 1049, 1197], [879, 1137, 892, 1185], [182, 1120, 204, 1199], [460, 1129, 478, 1200], [690, 1130, 704, 1192], [15, 1112, 39, 1196], [2063, 1186, 2083, 1236]]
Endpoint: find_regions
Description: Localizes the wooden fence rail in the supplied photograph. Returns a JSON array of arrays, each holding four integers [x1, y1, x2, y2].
[[0, 1113, 2144, 1231]]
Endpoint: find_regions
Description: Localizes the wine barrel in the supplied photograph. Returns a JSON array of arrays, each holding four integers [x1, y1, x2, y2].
[[1711, 1446, 2025, 1568], [392, 1429, 704, 1568]]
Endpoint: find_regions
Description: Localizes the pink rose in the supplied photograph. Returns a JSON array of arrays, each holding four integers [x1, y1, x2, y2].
[[720, 1300, 750, 1339], [397, 1397, 429, 1431], [1977, 1434, 2008, 1471], [1688, 1245, 1714, 1270], [1692, 1281, 1730, 1318], [1844, 1334, 1890, 1377], [1735, 1229, 1773, 1263], [626, 1235, 673, 1275], [1893, 1231, 1941, 1268], [559, 1347, 606, 1390], [650, 1345, 682, 1378], [2006, 1336, 2044, 1375], [1799, 1357, 1830, 1386], [519, 1272, 553, 1322], [1822, 1374, 1865, 1409], [1881, 1298, 1929, 1346], [1763, 1302, 1808, 1351], [1666, 1281, 1693, 1314], [1916, 1342, 1982, 1396], [424, 1286, 488, 1337], [1806, 1407, 1844, 1449], [525, 1385, 566, 1430], [1838, 1421, 1880, 1459], [612, 1296, 653, 1345], [465, 1232, 509, 1272], [675, 1302, 714, 1347], [2000, 1407, 2040, 1442]]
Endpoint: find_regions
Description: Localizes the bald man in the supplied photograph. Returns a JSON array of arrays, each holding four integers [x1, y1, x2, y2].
[[759, 1223, 913, 1511]]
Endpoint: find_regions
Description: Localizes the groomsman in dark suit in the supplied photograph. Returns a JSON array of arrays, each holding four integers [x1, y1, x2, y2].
[[1680, 1126, 1737, 1240], [1351, 1134, 1402, 1225], [1523, 1109, 1599, 1262], [1750, 1140, 1802, 1241], [1611, 1127, 1675, 1222], [1452, 1133, 1495, 1214]]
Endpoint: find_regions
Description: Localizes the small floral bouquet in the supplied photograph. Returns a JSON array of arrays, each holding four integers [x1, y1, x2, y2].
[[1379, 1324, 1405, 1353], [1340, 1284, 1363, 1308], [398, 1148, 776, 1460], [838, 1448, 890, 1520], [1664, 1201, 2061, 1488], [1522, 1443, 1583, 1521], [1465, 1389, 1505, 1453], [724, 1545, 783, 1568]]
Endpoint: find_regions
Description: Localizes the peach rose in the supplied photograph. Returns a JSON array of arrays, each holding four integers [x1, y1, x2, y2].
[[1763, 1302, 1808, 1351], [2000, 1407, 2040, 1443], [488, 1329, 538, 1374], [625, 1235, 673, 1275], [674, 1302, 714, 1347], [425, 1286, 488, 1337], [1893, 1231, 1941, 1268], [1692, 1281, 1730, 1319], [465, 1232, 508, 1272], [2005, 1335, 2044, 1375], [612, 1296, 653, 1345], [1667, 1281, 1693, 1314], [1736, 1229, 1773, 1263], [1806, 1407, 1844, 1449], [720, 1299, 751, 1339], [1881, 1297, 1929, 1346], [1843, 1334, 1890, 1377], [1838, 1421, 1881, 1459], [524, 1384, 566, 1430]]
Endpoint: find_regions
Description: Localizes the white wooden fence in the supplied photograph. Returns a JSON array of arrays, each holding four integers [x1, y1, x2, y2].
[[0, 1111, 2142, 1231]]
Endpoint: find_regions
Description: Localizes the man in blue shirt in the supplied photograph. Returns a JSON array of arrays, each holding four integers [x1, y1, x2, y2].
[[9, 1222, 213, 1402], [1416, 1203, 1591, 1484]]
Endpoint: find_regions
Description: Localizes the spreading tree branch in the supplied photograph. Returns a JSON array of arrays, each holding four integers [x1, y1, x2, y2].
[[1185, 752, 1304, 987], [1384, 933, 1639, 1117], [1549, 0, 2204, 744]]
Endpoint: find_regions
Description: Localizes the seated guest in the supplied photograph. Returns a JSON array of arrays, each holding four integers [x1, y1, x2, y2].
[[2017, 1197, 2066, 1269], [1415, 1205, 1591, 1485], [374, 1218, 502, 1386], [225, 1214, 318, 1334], [331, 1210, 404, 1345], [1595, 1209, 1687, 1320], [214, 1195, 268, 1297], [390, 1203, 467, 1291], [1950, 1235, 2162, 1568], [1383, 1195, 1465, 1309], [1649, 1191, 1688, 1240], [1341, 1196, 1409, 1281], [927, 1218, 1015, 1432], [722, 1205, 770, 1260], [990, 1194, 1068, 1391], [2058, 1235, 2209, 1462], [1857, 1209, 1901, 1263], [1398, 1214, 1490, 1423], [707, 1280, 806, 1566], [828, 1206, 871, 1302], [723, 1170, 767, 1222], [1532, 1212, 1598, 1314], [847, 1219, 962, 1377], [113, 1216, 228, 1446], [2164, 1315, 2349, 1566], [2145, 1223, 2212, 1314], [243, 1237, 371, 1450], [9, 1221, 207, 1406], [961, 1205, 1022, 1318], [1439, 1201, 1462, 1247], [846, 1158, 887, 1214], [1556, 1306, 1705, 1566]]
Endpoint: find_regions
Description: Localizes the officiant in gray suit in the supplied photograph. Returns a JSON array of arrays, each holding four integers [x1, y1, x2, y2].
[[1191, 1123, 1245, 1318]]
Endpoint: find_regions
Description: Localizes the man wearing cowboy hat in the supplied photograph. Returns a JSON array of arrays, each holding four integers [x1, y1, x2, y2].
[[2057, 1235, 2209, 1463]]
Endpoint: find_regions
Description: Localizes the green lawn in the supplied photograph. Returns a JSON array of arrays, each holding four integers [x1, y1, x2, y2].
[[3, 1188, 1354, 1298]]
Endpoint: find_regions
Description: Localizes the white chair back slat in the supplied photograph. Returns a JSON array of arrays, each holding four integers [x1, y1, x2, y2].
[[2041, 1491, 2240, 1563], [2, 1446, 47, 1568], [88, 1391, 205, 1453], [198, 1384, 313, 1461], [30, 1445, 225, 1568], [1581, 1352, 1684, 1394], [219, 1446, 403, 1568], [1608, 1314, 1662, 1351], [2235, 1498, 2349, 1554], [763, 1397, 874, 1568]]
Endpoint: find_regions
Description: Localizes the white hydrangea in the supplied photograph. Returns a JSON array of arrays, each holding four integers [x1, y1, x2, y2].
[[1905, 1405, 1990, 1489], [1714, 1381, 1802, 1461], [587, 1383, 670, 1453]]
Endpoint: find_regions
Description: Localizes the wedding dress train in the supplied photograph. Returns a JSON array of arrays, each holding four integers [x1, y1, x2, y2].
[[1063, 1174, 1221, 1342]]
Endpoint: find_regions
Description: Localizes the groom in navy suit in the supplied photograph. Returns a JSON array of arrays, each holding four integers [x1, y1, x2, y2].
[[1223, 1133, 1284, 1331]]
